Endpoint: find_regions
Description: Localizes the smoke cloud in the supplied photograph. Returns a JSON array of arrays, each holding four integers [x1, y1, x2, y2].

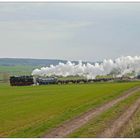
[[32, 56, 140, 79]]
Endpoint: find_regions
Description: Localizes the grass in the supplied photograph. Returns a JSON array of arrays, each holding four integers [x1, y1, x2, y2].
[[0, 82, 140, 137], [69, 89, 140, 138]]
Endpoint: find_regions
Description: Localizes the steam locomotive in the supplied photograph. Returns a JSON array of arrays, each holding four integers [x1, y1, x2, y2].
[[10, 76, 34, 86], [9, 75, 134, 86]]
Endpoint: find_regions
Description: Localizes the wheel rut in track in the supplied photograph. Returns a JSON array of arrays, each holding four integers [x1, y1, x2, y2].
[[98, 97, 140, 137]]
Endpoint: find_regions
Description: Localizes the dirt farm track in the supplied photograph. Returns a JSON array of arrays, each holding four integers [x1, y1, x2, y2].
[[44, 86, 140, 138]]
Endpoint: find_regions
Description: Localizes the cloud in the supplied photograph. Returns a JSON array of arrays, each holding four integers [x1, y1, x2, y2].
[[0, 19, 93, 43], [0, 16, 94, 60], [0, 3, 140, 61], [0, 19, 93, 30]]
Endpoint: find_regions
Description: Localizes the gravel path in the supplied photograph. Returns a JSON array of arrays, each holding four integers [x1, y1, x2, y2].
[[43, 86, 140, 138]]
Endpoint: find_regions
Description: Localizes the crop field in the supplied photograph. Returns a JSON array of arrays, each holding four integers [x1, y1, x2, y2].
[[0, 82, 140, 138]]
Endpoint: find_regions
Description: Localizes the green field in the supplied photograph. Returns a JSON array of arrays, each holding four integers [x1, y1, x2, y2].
[[0, 82, 140, 138]]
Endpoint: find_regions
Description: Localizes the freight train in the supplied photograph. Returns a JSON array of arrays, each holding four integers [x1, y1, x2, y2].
[[9, 75, 138, 86]]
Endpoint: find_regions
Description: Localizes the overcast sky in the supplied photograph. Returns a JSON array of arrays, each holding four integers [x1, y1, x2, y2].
[[0, 3, 140, 61]]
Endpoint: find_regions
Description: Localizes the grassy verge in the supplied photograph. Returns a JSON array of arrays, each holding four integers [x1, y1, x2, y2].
[[69, 90, 140, 138], [0, 82, 140, 137]]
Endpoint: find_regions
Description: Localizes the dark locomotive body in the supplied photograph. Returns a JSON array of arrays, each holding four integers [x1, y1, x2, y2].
[[137, 75, 140, 79], [10, 76, 34, 86]]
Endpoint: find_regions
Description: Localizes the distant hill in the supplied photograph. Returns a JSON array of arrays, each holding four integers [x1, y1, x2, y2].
[[0, 58, 92, 67], [0, 58, 71, 67]]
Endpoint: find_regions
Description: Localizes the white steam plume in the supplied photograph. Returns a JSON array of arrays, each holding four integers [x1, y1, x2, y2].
[[32, 56, 140, 79]]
